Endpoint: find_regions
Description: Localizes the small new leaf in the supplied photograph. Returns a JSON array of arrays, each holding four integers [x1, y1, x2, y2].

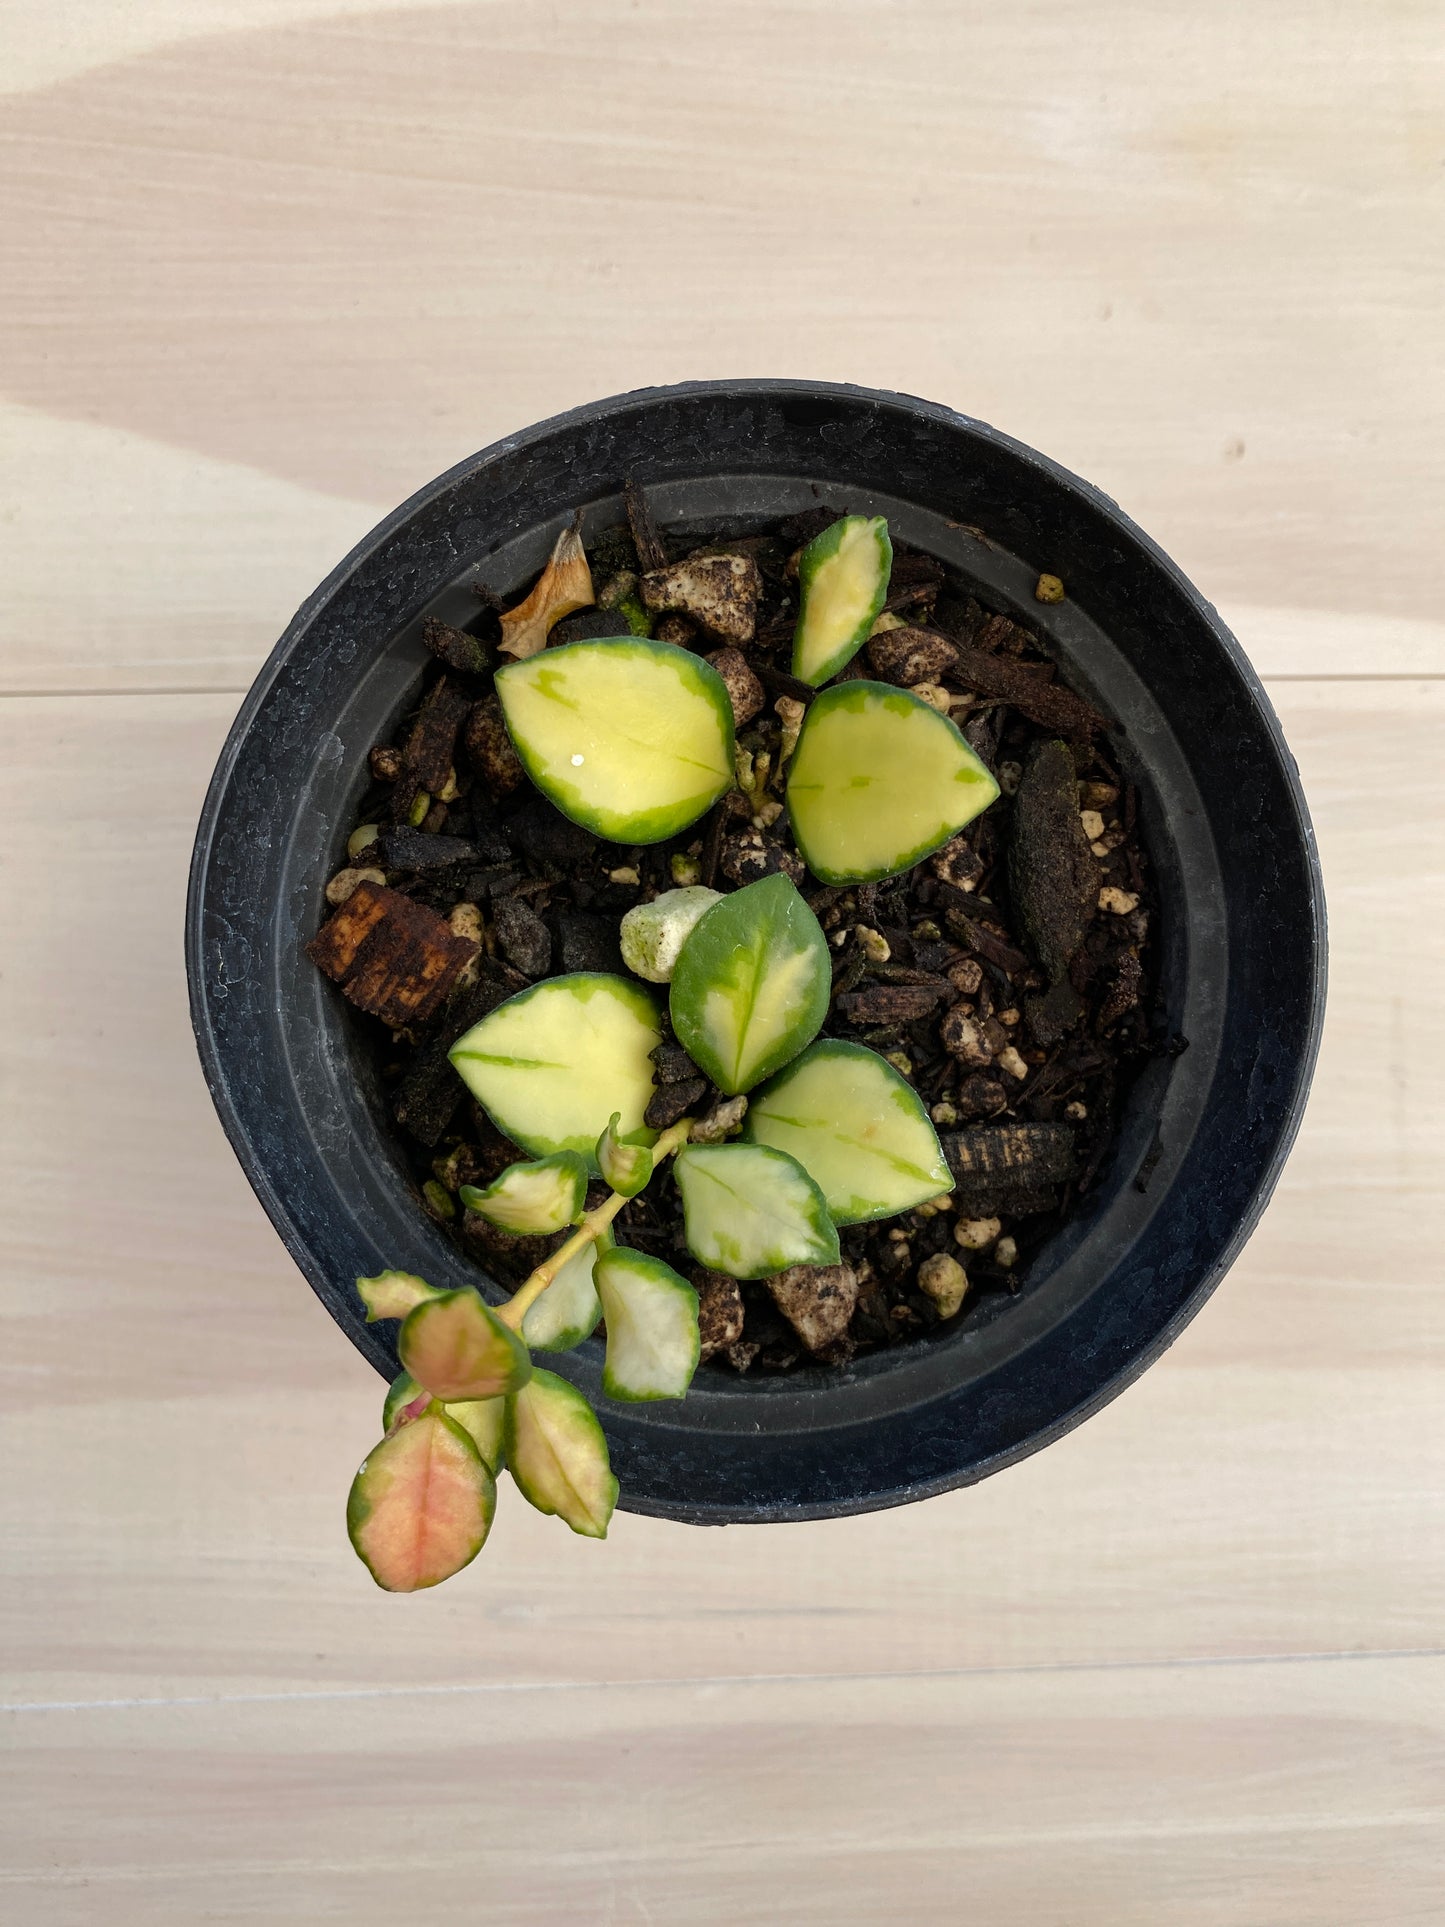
[[672, 1141, 840, 1279], [382, 1369, 424, 1431], [596, 1112, 655, 1197], [384, 1370, 504, 1470], [669, 873, 831, 1095], [505, 1370, 618, 1538], [357, 1271, 445, 1322], [347, 1407, 496, 1592], [459, 1151, 589, 1235], [399, 1288, 533, 1402]]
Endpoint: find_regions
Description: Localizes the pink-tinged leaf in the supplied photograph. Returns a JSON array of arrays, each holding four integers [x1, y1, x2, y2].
[[398, 1288, 533, 1402], [505, 1369, 618, 1538], [356, 1271, 445, 1322], [347, 1408, 496, 1592]]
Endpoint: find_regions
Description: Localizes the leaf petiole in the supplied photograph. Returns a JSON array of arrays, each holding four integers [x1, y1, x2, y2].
[[497, 1117, 695, 1331]]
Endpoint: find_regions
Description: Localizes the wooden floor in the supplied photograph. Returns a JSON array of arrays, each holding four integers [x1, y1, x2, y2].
[[3, 4, 1443, 1920]]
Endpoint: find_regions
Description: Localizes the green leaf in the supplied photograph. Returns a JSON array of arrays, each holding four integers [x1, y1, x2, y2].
[[792, 514, 893, 686], [494, 637, 736, 844], [449, 973, 660, 1174], [382, 1369, 424, 1431], [398, 1288, 533, 1402], [672, 1141, 840, 1278], [595, 1113, 655, 1197], [594, 1246, 700, 1402], [347, 1407, 496, 1592], [521, 1228, 609, 1353], [356, 1270, 444, 1322], [746, 1039, 953, 1224], [669, 873, 830, 1095], [441, 1396, 507, 1474], [786, 679, 999, 884], [505, 1369, 618, 1538], [459, 1151, 588, 1234]]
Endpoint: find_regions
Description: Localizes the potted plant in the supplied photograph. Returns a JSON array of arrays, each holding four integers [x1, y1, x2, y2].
[[187, 381, 1325, 1575]]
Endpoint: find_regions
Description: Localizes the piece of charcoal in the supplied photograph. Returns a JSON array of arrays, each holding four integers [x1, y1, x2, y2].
[[376, 826, 478, 872], [549, 608, 633, 645], [1025, 978, 1085, 1047], [392, 675, 472, 820], [954, 1073, 1008, 1119], [390, 963, 522, 1143], [693, 1269, 746, 1362], [776, 505, 844, 548], [650, 1041, 704, 1085], [505, 795, 599, 875], [555, 911, 623, 974], [1009, 738, 1098, 982], [624, 479, 669, 575], [306, 881, 479, 1029], [462, 1214, 565, 1283], [836, 984, 947, 1025], [421, 616, 491, 677], [463, 695, 525, 800], [492, 895, 552, 979], [645, 1077, 708, 1131], [940, 1122, 1077, 1213]]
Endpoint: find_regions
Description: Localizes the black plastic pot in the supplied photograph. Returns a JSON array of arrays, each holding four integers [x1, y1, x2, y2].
[[187, 380, 1325, 1524]]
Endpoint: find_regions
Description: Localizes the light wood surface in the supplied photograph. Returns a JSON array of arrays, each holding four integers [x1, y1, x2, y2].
[[2, 4, 1442, 1920]]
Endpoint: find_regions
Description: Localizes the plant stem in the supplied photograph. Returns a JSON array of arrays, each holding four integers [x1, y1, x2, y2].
[[497, 1119, 694, 1331]]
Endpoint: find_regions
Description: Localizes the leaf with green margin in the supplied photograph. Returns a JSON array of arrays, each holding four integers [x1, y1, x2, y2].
[[786, 680, 999, 885], [521, 1227, 610, 1353], [792, 515, 893, 686], [357, 1271, 444, 1322], [399, 1288, 532, 1402], [346, 1407, 496, 1592], [505, 1369, 618, 1538], [669, 873, 831, 1095], [595, 1112, 655, 1197], [458, 1150, 588, 1234], [594, 1246, 700, 1402], [449, 973, 660, 1174], [672, 1141, 841, 1278], [746, 1039, 953, 1224], [442, 1396, 506, 1473], [495, 637, 736, 844]]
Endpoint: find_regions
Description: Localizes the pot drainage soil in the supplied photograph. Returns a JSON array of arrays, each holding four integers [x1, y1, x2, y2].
[[312, 494, 1161, 1376]]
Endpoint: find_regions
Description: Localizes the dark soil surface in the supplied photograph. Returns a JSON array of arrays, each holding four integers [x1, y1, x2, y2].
[[311, 495, 1163, 1376]]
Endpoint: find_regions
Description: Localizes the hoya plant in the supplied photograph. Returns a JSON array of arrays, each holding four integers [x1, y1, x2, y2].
[[344, 512, 1002, 1591]]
